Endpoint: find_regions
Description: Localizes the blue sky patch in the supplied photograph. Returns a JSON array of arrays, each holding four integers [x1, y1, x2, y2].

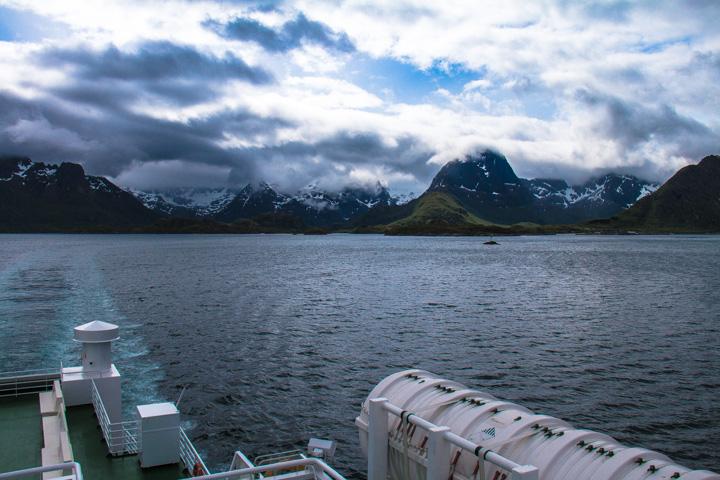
[[346, 54, 482, 104], [0, 6, 68, 42]]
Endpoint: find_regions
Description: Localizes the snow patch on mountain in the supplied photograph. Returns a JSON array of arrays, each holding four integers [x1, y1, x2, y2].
[[88, 176, 116, 193], [129, 187, 240, 217], [526, 174, 659, 209], [638, 183, 659, 199], [1, 159, 57, 184]]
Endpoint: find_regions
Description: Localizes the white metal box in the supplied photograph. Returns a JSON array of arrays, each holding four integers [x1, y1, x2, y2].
[[136, 402, 180, 468]]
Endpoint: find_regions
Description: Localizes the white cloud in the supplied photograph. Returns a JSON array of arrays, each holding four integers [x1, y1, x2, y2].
[[111, 159, 233, 190], [0, 0, 718, 191], [5, 117, 99, 152], [463, 79, 491, 92]]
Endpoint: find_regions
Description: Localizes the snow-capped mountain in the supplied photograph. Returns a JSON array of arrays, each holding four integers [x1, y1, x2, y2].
[[1, 156, 122, 196], [213, 181, 397, 226], [129, 188, 240, 219], [393, 192, 418, 205], [526, 175, 658, 211], [0, 156, 159, 231], [128, 180, 399, 226], [425, 150, 659, 225]]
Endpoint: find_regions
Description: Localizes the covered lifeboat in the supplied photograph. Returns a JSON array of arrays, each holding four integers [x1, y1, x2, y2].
[[356, 370, 719, 480]]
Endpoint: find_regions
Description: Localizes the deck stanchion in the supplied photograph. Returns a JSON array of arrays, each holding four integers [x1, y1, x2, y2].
[[427, 426, 451, 480], [368, 398, 389, 480], [512, 465, 539, 480]]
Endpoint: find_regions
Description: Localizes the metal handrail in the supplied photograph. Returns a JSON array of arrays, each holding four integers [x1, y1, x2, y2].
[[0, 368, 61, 377], [0, 368, 61, 397], [0, 462, 83, 480], [181, 457, 347, 480], [179, 427, 209, 475], [90, 380, 138, 455], [255, 450, 305, 466], [372, 398, 538, 479]]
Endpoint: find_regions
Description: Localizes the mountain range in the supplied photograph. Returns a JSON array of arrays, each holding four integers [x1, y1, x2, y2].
[[130, 181, 400, 226], [131, 150, 657, 227], [0, 156, 159, 232], [582, 154, 720, 233], [350, 150, 659, 228], [1, 151, 718, 233]]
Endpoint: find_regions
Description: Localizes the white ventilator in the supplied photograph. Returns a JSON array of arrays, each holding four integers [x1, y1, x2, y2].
[[74, 320, 119, 372], [356, 370, 720, 480]]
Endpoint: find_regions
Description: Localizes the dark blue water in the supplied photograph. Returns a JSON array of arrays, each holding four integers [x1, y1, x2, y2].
[[1, 234, 719, 477]]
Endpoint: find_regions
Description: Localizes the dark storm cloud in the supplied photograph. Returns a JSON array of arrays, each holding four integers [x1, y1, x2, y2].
[[40, 41, 273, 85], [0, 32, 427, 192], [259, 131, 430, 168], [210, 12, 355, 53], [227, 131, 435, 192], [0, 88, 296, 186], [576, 89, 718, 156], [35, 41, 274, 111]]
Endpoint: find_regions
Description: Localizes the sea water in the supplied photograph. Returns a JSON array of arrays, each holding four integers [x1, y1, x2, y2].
[[0, 234, 718, 478]]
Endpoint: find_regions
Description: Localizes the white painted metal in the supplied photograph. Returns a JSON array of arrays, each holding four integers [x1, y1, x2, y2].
[[137, 402, 181, 468], [180, 427, 209, 475], [61, 365, 121, 421], [62, 322, 122, 420], [427, 426, 451, 480], [183, 457, 347, 480], [0, 463, 83, 480], [357, 370, 720, 480], [308, 439, 337, 458], [91, 380, 137, 456], [73, 321, 118, 372], [368, 397, 389, 480], [0, 369, 60, 397]]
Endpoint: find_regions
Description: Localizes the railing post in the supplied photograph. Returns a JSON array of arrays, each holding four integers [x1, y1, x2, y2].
[[427, 426, 451, 480], [512, 465, 539, 480], [368, 398, 389, 480]]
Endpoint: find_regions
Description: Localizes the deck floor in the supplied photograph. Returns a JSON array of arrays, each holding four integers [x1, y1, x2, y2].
[[0, 394, 191, 480], [65, 404, 189, 480], [0, 395, 43, 474]]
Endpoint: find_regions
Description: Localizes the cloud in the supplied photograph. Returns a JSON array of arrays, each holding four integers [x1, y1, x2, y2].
[[228, 131, 435, 193], [0, 0, 718, 193], [41, 41, 273, 84], [111, 159, 235, 190], [572, 89, 719, 167], [0, 89, 287, 187], [210, 12, 355, 53]]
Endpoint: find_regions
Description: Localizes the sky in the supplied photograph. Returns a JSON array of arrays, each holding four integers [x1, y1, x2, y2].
[[0, 0, 718, 194]]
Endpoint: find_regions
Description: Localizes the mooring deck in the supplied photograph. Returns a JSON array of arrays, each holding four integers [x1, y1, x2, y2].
[[0, 395, 190, 480], [0, 395, 43, 474], [65, 404, 189, 480]]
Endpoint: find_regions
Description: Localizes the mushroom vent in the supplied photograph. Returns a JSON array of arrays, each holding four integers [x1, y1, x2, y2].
[[74, 320, 119, 343], [73, 321, 119, 372]]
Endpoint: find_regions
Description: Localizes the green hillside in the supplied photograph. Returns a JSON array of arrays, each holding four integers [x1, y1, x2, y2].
[[388, 192, 492, 227], [580, 155, 720, 233]]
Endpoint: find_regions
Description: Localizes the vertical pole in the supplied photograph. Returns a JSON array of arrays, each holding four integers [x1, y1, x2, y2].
[[427, 426, 451, 480], [368, 398, 389, 480], [512, 465, 539, 480]]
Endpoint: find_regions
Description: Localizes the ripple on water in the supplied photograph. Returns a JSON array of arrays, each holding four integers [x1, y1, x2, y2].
[[0, 234, 718, 478]]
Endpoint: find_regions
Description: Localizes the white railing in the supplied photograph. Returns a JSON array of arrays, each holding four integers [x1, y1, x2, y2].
[[0, 462, 82, 480], [179, 427, 209, 475], [181, 457, 347, 480], [255, 450, 305, 466], [368, 397, 539, 480], [0, 368, 60, 397], [90, 380, 138, 455]]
